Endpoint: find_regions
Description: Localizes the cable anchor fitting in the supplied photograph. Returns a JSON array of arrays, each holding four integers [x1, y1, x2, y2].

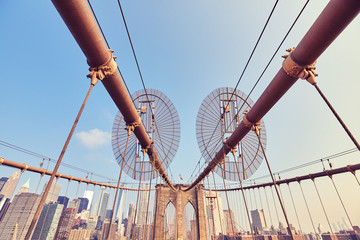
[[87, 49, 118, 86], [282, 47, 318, 85], [125, 116, 142, 135], [243, 109, 262, 136]]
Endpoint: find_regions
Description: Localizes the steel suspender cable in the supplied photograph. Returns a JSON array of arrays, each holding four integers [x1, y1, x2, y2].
[[257, 187, 264, 212], [263, 187, 274, 228], [187, 0, 280, 182], [224, 0, 279, 111], [313, 84, 360, 151], [75, 181, 81, 199], [187, 0, 310, 186], [232, 150, 254, 239], [312, 179, 334, 235], [287, 183, 303, 234], [219, 164, 236, 239], [329, 176, 354, 230], [352, 172, 360, 186], [252, 188, 258, 210], [0, 140, 114, 182], [248, 188, 253, 211], [211, 172, 225, 235], [143, 166, 154, 240], [25, 81, 96, 240], [107, 131, 131, 240], [298, 182, 317, 239], [256, 130, 295, 239], [270, 186, 280, 228], [131, 151, 146, 239], [86, 0, 132, 99], [206, 176, 216, 240]]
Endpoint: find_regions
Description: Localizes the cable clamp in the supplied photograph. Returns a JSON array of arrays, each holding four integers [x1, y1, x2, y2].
[[126, 116, 142, 134], [87, 49, 118, 85], [21, 164, 29, 173], [282, 47, 318, 85], [243, 109, 262, 136]]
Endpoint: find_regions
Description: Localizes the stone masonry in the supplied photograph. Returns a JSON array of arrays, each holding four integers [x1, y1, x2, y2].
[[153, 184, 207, 240]]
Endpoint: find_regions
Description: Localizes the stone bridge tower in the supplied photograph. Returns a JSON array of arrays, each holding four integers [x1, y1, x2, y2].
[[153, 184, 207, 240]]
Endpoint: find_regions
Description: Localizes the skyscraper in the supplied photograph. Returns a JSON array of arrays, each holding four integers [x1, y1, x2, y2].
[[17, 178, 30, 194], [136, 183, 149, 226], [41, 180, 62, 204], [77, 197, 89, 214], [57, 196, 69, 209], [114, 184, 126, 222], [54, 207, 77, 240], [224, 209, 237, 235], [68, 199, 81, 213], [0, 192, 41, 240], [125, 203, 135, 239], [0, 178, 8, 192], [92, 187, 109, 221], [0, 195, 10, 222], [205, 191, 225, 236], [0, 170, 20, 199], [31, 203, 63, 240], [251, 209, 268, 234], [83, 190, 94, 211]]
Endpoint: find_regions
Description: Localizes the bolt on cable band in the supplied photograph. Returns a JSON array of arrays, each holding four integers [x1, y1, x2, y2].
[[282, 47, 318, 85], [87, 49, 117, 85], [243, 109, 262, 135]]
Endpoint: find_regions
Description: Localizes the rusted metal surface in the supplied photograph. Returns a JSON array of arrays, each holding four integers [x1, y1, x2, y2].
[[51, 0, 175, 190], [186, 0, 360, 191], [0, 157, 155, 191], [212, 163, 360, 191]]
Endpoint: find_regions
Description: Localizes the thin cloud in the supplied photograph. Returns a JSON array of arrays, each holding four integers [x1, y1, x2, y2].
[[75, 128, 111, 149]]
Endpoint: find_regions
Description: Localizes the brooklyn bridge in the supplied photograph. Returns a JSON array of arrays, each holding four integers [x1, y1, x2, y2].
[[0, 0, 359, 239]]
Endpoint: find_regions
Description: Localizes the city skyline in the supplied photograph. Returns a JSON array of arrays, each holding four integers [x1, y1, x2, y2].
[[0, 0, 359, 238]]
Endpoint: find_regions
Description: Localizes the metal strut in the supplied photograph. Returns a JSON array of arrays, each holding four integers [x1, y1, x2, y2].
[[25, 75, 98, 240], [107, 126, 133, 240], [246, 112, 295, 240]]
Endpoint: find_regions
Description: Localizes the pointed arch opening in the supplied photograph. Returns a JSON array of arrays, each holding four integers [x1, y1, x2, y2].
[[163, 201, 176, 240], [183, 201, 197, 240]]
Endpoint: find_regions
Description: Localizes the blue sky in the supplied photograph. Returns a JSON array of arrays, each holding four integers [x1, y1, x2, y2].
[[1, 0, 359, 233]]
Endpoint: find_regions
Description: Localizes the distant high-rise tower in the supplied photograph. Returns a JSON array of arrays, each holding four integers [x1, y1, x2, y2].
[[77, 198, 89, 214], [125, 203, 135, 239], [136, 183, 149, 226], [205, 191, 225, 236], [224, 209, 237, 235], [68, 199, 81, 213], [101, 220, 117, 240], [0, 170, 20, 199], [57, 196, 69, 209], [83, 190, 94, 211], [114, 185, 126, 222], [31, 203, 63, 240], [0, 195, 10, 222], [251, 209, 268, 234], [17, 178, 30, 194], [92, 187, 109, 221], [0, 178, 8, 192], [0, 192, 41, 239], [54, 207, 77, 240], [41, 180, 62, 204]]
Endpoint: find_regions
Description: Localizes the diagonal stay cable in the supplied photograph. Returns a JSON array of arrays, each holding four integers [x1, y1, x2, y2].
[[116, 0, 177, 182], [87, 0, 133, 102], [187, 0, 279, 183], [188, 0, 310, 185], [0, 140, 114, 181]]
